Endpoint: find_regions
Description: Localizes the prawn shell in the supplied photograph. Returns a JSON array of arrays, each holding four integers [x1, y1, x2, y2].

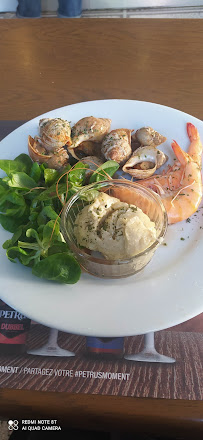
[[139, 123, 203, 224], [122, 146, 168, 179]]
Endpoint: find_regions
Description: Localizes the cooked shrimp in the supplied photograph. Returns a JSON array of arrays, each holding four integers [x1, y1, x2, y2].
[[140, 123, 202, 224]]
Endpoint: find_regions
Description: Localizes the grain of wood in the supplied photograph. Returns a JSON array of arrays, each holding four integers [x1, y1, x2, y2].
[[0, 325, 202, 400], [0, 19, 203, 120]]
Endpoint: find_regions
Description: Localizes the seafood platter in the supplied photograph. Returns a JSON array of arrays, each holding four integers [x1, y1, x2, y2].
[[0, 100, 202, 336]]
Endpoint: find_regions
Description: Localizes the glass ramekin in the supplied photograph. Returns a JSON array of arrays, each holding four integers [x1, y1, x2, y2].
[[60, 179, 168, 279]]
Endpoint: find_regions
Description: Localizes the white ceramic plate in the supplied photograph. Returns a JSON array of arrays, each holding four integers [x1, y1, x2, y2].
[[0, 100, 203, 337]]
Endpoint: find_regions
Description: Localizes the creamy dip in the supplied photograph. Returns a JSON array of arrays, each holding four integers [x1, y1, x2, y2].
[[74, 192, 157, 260]]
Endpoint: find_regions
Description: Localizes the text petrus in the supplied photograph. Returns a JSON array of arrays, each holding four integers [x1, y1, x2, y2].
[[0, 310, 26, 320]]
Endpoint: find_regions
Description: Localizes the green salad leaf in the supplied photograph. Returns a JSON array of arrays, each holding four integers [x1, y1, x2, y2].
[[89, 160, 119, 183], [0, 154, 33, 176], [44, 168, 59, 186], [32, 253, 81, 284], [0, 153, 119, 284], [0, 213, 30, 232], [4, 172, 37, 190], [30, 162, 42, 183]]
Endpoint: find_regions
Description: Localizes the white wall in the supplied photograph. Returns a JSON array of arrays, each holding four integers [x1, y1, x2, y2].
[[0, 0, 17, 12], [0, 0, 202, 12], [41, 0, 57, 11], [83, 1, 203, 8]]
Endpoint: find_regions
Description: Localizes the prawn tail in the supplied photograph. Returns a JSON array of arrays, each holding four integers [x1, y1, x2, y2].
[[171, 140, 189, 166], [187, 122, 199, 142], [187, 122, 202, 166]]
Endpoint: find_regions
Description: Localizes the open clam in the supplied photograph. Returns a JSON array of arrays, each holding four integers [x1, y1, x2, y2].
[[39, 118, 72, 151], [122, 145, 168, 179], [28, 135, 69, 170]]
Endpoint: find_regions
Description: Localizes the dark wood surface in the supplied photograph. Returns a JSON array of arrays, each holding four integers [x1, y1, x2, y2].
[[0, 18, 203, 437], [0, 388, 202, 438]]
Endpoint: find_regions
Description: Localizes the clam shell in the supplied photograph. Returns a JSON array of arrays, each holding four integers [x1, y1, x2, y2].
[[28, 135, 69, 170], [28, 135, 52, 163], [122, 146, 168, 179], [68, 141, 99, 160]]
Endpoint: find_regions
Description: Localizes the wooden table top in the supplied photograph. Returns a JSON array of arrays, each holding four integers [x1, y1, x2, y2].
[[0, 18, 203, 121], [0, 18, 203, 437]]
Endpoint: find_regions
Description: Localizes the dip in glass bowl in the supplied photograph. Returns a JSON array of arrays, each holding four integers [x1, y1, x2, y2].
[[60, 180, 168, 278]]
